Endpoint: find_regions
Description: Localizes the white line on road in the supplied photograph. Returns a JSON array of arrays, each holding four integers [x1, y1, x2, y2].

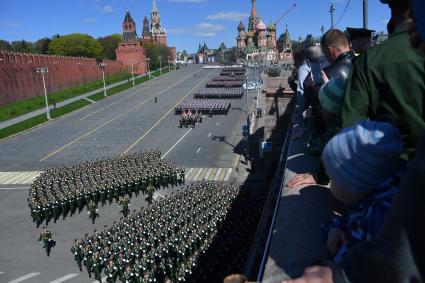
[[214, 168, 223, 181], [161, 128, 192, 159], [8, 272, 41, 283], [0, 187, 30, 190], [208, 132, 212, 137], [184, 168, 194, 179], [92, 276, 107, 283], [49, 273, 79, 283], [204, 168, 213, 180], [193, 168, 204, 181], [196, 147, 201, 154], [224, 168, 233, 181], [216, 122, 220, 126], [0, 272, 4, 274]]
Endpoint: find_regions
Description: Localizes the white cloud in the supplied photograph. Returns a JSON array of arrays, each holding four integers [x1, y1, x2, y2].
[[103, 5, 114, 13], [3, 22, 21, 27], [168, 0, 207, 2], [194, 32, 216, 37], [167, 28, 190, 34], [195, 22, 224, 32], [206, 11, 249, 21], [83, 18, 96, 24]]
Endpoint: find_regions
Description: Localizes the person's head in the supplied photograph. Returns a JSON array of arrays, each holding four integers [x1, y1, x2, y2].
[[408, 0, 425, 54], [347, 27, 374, 53], [381, 0, 409, 32], [303, 45, 323, 63], [318, 78, 347, 118], [321, 29, 351, 63], [223, 274, 248, 283], [322, 120, 403, 205]]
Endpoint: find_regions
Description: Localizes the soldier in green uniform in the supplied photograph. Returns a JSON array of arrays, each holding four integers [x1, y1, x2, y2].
[[119, 196, 130, 218], [145, 185, 156, 207], [104, 259, 118, 283], [71, 239, 83, 271], [88, 200, 99, 224], [38, 226, 53, 256]]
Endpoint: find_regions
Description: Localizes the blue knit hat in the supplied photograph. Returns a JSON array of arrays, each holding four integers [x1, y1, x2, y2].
[[321, 120, 403, 195], [318, 78, 346, 114]]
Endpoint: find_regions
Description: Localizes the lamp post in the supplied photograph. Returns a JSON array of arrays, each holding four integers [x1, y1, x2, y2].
[[167, 56, 171, 72], [129, 60, 135, 86], [99, 62, 107, 97], [146, 58, 151, 79], [36, 67, 51, 120], [159, 56, 162, 76]]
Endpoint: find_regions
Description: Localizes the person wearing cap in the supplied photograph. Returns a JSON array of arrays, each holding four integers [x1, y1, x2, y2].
[[346, 27, 375, 55], [342, 0, 425, 161], [321, 120, 404, 262]]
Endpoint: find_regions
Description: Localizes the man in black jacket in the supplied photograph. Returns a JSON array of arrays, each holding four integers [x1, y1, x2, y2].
[[321, 29, 354, 80]]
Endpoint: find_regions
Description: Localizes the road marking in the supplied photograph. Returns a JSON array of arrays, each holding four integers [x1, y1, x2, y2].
[[41, 70, 200, 161], [208, 132, 211, 137], [8, 272, 41, 283], [196, 147, 201, 154], [219, 168, 227, 180], [208, 168, 218, 180], [203, 168, 213, 180], [214, 168, 223, 181], [216, 122, 220, 126], [187, 168, 200, 181], [224, 168, 233, 181], [92, 276, 107, 283], [49, 273, 79, 283], [84, 97, 95, 104], [121, 70, 213, 156], [184, 168, 194, 179], [0, 187, 30, 190], [161, 129, 192, 160], [79, 110, 98, 121], [193, 168, 205, 180], [0, 172, 43, 185]]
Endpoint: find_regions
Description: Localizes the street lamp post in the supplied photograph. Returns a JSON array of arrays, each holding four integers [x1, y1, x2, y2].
[[99, 62, 107, 97], [167, 56, 171, 72], [159, 56, 162, 76], [129, 60, 135, 86], [36, 67, 51, 120], [146, 58, 151, 79]]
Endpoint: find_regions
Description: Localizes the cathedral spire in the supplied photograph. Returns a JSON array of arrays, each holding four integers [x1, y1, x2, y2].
[[152, 0, 158, 12]]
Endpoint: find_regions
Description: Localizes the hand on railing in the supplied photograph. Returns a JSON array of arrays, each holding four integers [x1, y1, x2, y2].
[[282, 266, 334, 283], [286, 173, 317, 188]]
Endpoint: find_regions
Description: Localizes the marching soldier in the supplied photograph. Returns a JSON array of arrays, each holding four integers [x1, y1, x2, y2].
[[119, 196, 130, 218], [71, 239, 83, 271], [38, 226, 53, 257], [145, 185, 156, 207], [88, 200, 99, 224]]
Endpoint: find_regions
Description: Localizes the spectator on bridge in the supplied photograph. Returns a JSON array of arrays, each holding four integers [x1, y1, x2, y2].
[[321, 29, 354, 80], [321, 120, 403, 262], [341, 0, 425, 161], [283, 0, 425, 282], [296, 45, 323, 112]]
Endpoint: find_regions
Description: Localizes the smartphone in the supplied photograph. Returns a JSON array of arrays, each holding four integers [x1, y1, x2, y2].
[[310, 62, 322, 84]]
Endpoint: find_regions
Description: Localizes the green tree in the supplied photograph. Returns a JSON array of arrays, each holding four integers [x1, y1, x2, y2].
[[48, 33, 103, 59], [11, 40, 35, 53], [97, 34, 121, 60], [34, 37, 51, 54], [0, 40, 11, 51], [143, 43, 168, 70]]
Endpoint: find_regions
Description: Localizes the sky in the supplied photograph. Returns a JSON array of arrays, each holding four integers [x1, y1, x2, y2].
[[0, 0, 391, 54]]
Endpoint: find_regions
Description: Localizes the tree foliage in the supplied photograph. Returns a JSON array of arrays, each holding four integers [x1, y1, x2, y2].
[[48, 33, 103, 59], [98, 34, 121, 60], [11, 40, 35, 53], [0, 40, 12, 51], [34, 37, 51, 54], [143, 43, 171, 70]]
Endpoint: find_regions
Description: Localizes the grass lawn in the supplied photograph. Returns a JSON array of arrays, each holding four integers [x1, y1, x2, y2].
[[50, 99, 92, 118], [0, 114, 48, 139]]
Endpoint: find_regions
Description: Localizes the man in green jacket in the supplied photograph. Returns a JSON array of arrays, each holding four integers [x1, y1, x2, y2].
[[341, 0, 425, 160]]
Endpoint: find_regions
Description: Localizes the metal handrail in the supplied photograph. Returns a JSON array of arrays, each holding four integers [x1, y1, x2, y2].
[[256, 122, 294, 282]]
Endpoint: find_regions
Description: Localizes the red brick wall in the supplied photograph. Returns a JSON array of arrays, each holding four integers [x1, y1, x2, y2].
[[116, 42, 147, 75], [0, 51, 125, 106]]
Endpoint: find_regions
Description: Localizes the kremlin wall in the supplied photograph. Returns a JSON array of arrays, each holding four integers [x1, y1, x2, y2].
[[0, 51, 124, 106]]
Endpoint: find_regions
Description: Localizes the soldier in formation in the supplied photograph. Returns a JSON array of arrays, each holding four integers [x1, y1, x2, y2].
[[28, 150, 184, 226], [175, 100, 231, 116], [88, 200, 99, 224], [178, 111, 202, 128], [194, 87, 244, 99], [119, 196, 130, 218], [72, 182, 261, 283]]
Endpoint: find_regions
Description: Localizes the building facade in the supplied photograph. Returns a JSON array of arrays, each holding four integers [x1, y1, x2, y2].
[[116, 0, 175, 75]]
